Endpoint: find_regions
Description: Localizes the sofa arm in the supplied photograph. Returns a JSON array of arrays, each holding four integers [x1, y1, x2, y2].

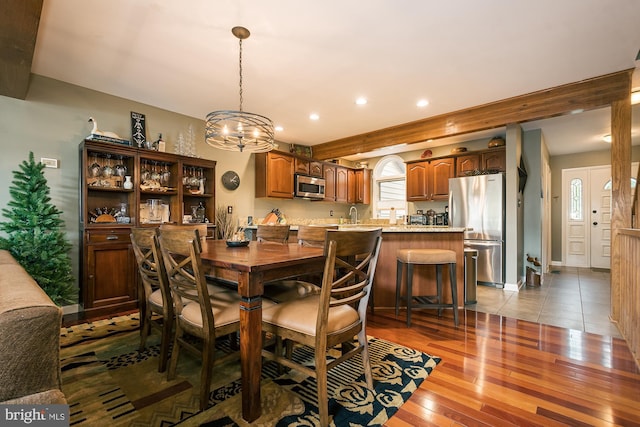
[[0, 263, 64, 403]]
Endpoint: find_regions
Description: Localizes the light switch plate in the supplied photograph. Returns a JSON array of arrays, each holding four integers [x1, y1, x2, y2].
[[41, 158, 59, 168]]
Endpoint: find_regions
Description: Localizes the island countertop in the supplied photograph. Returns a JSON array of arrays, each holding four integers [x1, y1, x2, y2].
[[246, 224, 466, 233]]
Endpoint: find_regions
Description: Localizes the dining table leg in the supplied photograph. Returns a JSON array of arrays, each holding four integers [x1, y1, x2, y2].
[[238, 271, 263, 422]]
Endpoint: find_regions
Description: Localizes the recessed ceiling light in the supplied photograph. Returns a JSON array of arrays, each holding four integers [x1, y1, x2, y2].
[[416, 99, 429, 107], [603, 134, 612, 143], [355, 97, 368, 105], [309, 113, 320, 121], [275, 125, 284, 132]]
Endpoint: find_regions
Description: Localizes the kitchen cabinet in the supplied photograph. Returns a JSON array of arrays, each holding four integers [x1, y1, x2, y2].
[[406, 158, 454, 201], [456, 148, 506, 176], [456, 154, 481, 176], [294, 157, 309, 175], [255, 151, 295, 199], [309, 161, 323, 177], [349, 168, 371, 204], [482, 148, 506, 172], [335, 166, 349, 203], [323, 163, 337, 201], [79, 139, 217, 317]]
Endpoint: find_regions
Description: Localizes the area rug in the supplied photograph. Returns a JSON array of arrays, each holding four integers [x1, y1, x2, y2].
[[60, 314, 440, 426]]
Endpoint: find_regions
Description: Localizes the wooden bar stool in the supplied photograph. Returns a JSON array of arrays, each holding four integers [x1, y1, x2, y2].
[[395, 248, 458, 327]]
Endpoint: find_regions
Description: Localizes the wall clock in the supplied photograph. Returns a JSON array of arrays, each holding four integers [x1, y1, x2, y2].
[[221, 170, 240, 190]]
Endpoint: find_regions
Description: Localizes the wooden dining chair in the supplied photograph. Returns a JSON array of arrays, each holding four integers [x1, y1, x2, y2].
[[159, 223, 209, 248], [157, 227, 250, 410], [130, 227, 173, 372], [296, 224, 338, 247], [261, 228, 383, 426], [262, 225, 338, 303], [256, 224, 290, 244]]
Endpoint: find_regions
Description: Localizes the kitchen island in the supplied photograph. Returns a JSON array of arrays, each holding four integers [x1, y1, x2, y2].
[[247, 223, 466, 312], [344, 225, 466, 312]]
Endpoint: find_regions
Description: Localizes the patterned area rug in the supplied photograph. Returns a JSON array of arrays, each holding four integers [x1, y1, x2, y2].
[[60, 314, 440, 426]]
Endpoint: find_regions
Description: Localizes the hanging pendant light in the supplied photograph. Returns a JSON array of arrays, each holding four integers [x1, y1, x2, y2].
[[205, 26, 275, 153]]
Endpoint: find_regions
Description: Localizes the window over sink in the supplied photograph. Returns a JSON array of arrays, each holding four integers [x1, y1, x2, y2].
[[373, 155, 407, 220]]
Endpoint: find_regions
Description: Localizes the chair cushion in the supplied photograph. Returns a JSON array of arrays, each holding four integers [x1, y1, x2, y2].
[[179, 295, 275, 329], [262, 295, 359, 336], [263, 280, 320, 303], [149, 284, 232, 309], [397, 248, 456, 264]]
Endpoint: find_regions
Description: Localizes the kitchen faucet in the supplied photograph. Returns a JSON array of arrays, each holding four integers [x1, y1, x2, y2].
[[349, 205, 358, 224]]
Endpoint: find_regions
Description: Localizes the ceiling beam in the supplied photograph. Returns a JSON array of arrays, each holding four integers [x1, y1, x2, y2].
[[0, 0, 43, 100], [312, 69, 634, 160]]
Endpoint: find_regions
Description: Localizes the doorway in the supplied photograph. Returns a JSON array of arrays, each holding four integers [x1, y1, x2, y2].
[[562, 163, 638, 268]]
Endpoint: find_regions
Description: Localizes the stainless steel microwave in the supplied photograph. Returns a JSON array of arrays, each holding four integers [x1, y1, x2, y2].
[[294, 174, 326, 199]]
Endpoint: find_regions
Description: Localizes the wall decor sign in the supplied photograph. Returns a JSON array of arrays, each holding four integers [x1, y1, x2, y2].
[[130, 112, 146, 148]]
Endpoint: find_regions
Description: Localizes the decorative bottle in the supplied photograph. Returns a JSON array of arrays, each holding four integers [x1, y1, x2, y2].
[[156, 133, 166, 152]]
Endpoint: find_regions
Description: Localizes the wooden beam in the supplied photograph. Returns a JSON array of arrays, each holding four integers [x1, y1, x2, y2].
[[0, 0, 43, 99], [610, 93, 632, 322], [312, 69, 634, 160]]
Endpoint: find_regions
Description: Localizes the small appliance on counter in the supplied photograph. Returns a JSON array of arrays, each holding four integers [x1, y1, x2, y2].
[[408, 214, 426, 225]]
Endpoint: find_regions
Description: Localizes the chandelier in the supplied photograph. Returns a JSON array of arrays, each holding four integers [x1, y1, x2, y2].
[[205, 26, 275, 153]]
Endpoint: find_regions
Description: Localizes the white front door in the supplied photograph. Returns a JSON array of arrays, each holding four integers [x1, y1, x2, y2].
[[563, 168, 589, 267], [562, 163, 638, 269], [589, 166, 612, 269]]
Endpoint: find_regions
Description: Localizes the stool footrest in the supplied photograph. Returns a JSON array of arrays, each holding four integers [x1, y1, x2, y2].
[[412, 296, 439, 305]]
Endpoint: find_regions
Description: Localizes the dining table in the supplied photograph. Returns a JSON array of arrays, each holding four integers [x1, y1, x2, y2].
[[199, 239, 325, 422]]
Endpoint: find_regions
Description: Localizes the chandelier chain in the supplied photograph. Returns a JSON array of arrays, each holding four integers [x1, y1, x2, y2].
[[238, 39, 243, 112]]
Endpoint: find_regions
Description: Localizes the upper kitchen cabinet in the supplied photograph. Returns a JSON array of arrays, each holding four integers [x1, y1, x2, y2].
[[255, 151, 295, 199], [294, 157, 324, 177], [406, 157, 454, 201], [455, 147, 506, 176], [335, 166, 349, 203], [323, 163, 337, 201], [482, 148, 506, 172], [349, 168, 371, 204]]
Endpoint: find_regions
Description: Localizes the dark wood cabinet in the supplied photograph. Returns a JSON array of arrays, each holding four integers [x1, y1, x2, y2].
[[349, 168, 371, 204], [309, 161, 323, 177], [83, 229, 137, 317], [294, 157, 309, 175], [406, 158, 454, 201], [456, 154, 481, 176], [255, 151, 295, 198], [323, 163, 337, 201], [430, 157, 454, 200], [335, 166, 349, 203], [456, 148, 506, 176], [80, 140, 217, 317], [406, 161, 430, 201], [482, 149, 506, 172]]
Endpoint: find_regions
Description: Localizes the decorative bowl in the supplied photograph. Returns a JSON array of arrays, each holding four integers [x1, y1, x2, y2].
[[226, 240, 250, 248]]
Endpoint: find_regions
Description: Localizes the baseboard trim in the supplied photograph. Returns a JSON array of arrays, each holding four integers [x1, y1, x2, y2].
[[504, 282, 519, 292], [62, 304, 80, 315]]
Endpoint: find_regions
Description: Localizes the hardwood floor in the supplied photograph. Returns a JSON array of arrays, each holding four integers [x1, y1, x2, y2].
[[367, 308, 640, 426]]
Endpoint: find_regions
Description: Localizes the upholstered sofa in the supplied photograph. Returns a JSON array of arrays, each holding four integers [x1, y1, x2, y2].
[[0, 250, 67, 404]]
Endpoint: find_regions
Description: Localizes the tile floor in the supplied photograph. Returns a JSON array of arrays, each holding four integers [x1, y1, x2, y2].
[[466, 266, 622, 338]]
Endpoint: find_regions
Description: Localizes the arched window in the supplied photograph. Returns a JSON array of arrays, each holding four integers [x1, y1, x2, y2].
[[569, 178, 583, 221], [373, 155, 406, 219]]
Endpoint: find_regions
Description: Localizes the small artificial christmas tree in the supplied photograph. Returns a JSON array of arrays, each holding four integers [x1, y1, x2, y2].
[[0, 152, 75, 305]]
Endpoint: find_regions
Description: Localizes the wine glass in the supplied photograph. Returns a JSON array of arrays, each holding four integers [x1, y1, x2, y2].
[[161, 163, 171, 187], [114, 156, 127, 178], [140, 160, 150, 182], [88, 154, 101, 177], [101, 154, 113, 178]]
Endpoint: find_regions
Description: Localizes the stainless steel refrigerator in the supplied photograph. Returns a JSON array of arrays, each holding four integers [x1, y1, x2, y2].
[[449, 173, 505, 287]]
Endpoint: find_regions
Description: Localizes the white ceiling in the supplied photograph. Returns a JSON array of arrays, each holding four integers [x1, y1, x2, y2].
[[32, 0, 640, 158]]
